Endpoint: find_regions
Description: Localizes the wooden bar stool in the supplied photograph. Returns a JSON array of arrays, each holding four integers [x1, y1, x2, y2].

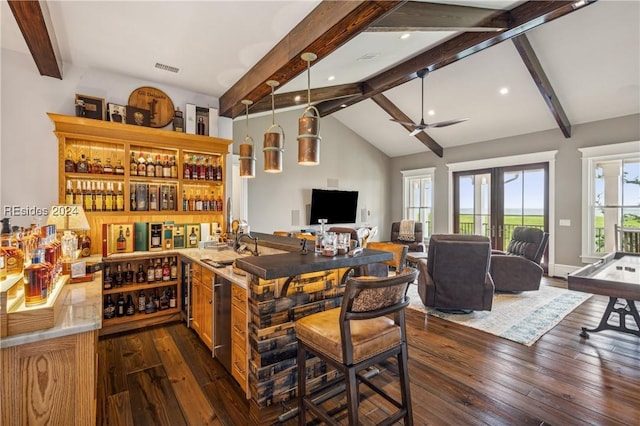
[[296, 267, 418, 425]]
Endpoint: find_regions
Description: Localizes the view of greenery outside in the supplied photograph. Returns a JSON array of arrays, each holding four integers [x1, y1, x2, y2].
[[458, 214, 545, 246]]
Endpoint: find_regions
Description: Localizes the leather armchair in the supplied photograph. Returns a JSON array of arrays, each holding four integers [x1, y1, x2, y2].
[[358, 241, 408, 277], [417, 234, 494, 312], [390, 222, 426, 252], [490, 227, 549, 292]]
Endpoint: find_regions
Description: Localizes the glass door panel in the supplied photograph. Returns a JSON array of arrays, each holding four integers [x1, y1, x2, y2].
[[455, 171, 492, 238], [406, 176, 433, 237], [502, 166, 547, 248]]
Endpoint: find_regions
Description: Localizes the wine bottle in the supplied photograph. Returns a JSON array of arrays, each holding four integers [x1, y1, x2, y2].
[[125, 262, 134, 284], [116, 293, 125, 317], [138, 290, 146, 312], [125, 295, 135, 316], [104, 295, 116, 319], [136, 264, 146, 283]]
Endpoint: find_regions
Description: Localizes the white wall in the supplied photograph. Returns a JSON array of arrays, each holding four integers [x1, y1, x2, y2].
[[1, 48, 221, 228], [390, 113, 640, 271], [232, 109, 391, 237]]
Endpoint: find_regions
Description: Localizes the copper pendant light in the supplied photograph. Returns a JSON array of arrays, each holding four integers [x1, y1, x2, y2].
[[297, 52, 321, 165], [239, 99, 255, 178], [263, 80, 285, 173]]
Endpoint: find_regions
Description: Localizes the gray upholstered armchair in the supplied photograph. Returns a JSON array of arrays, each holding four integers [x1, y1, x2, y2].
[[490, 227, 549, 292], [390, 221, 426, 252], [417, 234, 494, 313]]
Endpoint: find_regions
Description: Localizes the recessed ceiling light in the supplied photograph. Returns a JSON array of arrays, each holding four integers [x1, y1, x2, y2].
[[400, 33, 411, 40], [427, 110, 435, 116], [572, 0, 586, 9], [499, 87, 509, 95], [294, 95, 301, 102], [340, 104, 348, 108], [328, 76, 335, 81]]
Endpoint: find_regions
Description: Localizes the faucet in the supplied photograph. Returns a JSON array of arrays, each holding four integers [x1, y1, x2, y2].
[[237, 232, 259, 256]]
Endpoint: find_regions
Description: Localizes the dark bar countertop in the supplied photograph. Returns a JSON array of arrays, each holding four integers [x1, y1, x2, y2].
[[234, 248, 392, 280]]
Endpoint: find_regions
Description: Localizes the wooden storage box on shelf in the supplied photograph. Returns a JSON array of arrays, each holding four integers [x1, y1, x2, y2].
[[100, 252, 181, 336], [0, 273, 69, 337], [49, 113, 232, 256]]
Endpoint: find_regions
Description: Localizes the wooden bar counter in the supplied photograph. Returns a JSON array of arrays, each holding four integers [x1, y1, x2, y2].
[[234, 242, 392, 425]]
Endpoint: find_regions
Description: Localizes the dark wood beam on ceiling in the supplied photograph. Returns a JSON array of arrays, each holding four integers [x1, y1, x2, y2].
[[248, 83, 362, 115], [8, 0, 62, 79], [317, 1, 595, 117], [371, 92, 443, 157], [219, 0, 406, 119], [368, 1, 510, 32], [512, 34, 571, 138]]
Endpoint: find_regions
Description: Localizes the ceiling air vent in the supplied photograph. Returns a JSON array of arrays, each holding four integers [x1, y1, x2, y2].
[[154, 62, 180, 73]]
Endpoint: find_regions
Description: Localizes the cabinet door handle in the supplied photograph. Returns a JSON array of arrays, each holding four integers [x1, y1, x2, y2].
[[209, 300, 212, 304]]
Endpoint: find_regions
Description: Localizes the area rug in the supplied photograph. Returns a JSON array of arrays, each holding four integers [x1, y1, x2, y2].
[[406, 284, 592, 346]]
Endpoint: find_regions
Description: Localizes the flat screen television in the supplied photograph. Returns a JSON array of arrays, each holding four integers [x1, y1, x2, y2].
[[309, 189, 359, 225]]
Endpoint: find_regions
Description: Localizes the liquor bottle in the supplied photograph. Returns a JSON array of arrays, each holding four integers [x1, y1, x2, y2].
[[169, 287, 177, 308], [138, 290, 146, 312], [114, 263, 124, 287], [205, 157, 213, 181], [93, 158, 103, 174], [150, 226, 161, 249], [168, 187, 175, 211], [155, 155, 163, 178], [130, 152, 137, 176], [153, 289, 161, 310], [125, 262, 134, 284], [104, 182, 113, 211], [82, 181, 92, 212], [170, 155, 177, 178], [116, 183, 124, 211], [77, 153, 89, 173], [101, 182, 109, 211], [215, 157, 222, 181], [189, 227, 198, 247], [115, 160, 125, 175], [146, 259, 155, 283], [103, 158, 113, 174], [162, 257, 170, 281], [173, 107, 184, 132], [87, 158, 94, 174], [203, 192, 210, 211], [23, 249, 49, 306], [90, 181, 97, 211], [188, 190, 195, 212], [154, 258, 163, 282], [159, 289, 169, 310], [146, 154, 155, 177], [103, 265, 113, 289], [65, 180, 74, 205], [104, 295, 116, 320], [182, 190, 189, 211], [170, 257, 177, 280], [210, 191, 217, 211], [125, 295, 135, 316], [145, 297, 157, 314], [183, 155, 191, 180], [137, 153, 147, 177], [74, 180, 82, 204], [149, 189, 158, 211], [136, 264, 146, 283], [216, 195, 223, 212], [116, 293, 125, 317], [160, 188, 169, 211], [195, 190, 203, 211], [197, 116, 205, 135], [198, 157, 206, 180], [117, 227, 126, 251], [95, 182, 104, 212], [65, 152, 77, 172], [162, 155, 171, 178]]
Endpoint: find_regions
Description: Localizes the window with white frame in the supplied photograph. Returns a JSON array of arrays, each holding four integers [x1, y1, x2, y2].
[[401, 168, 434, 238], [580, 141, 640, 258]]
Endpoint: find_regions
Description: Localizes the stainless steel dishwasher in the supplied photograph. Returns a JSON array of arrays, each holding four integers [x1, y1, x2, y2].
[[213, 275, 232, 373]]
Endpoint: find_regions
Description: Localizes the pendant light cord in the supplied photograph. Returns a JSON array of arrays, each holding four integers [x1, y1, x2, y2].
[[271, 84, 276, 125], [245, 102, 250, 136], [306, 59, 311, 107]]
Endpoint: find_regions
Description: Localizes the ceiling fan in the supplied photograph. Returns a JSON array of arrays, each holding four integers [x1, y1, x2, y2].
[[391, 69, 469, 136]]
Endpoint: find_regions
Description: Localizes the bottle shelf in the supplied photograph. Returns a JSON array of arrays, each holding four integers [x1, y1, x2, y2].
[[102, 306, 180, 326], [103, 280, 178, 295], [65, 173, 125, 181]]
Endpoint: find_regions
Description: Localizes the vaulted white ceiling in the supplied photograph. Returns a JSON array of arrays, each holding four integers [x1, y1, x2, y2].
[[2, 0, 638, 158]]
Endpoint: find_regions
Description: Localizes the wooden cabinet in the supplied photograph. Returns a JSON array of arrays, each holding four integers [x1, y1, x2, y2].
[[1, 330, 98, 425], [231, 283, 248, 393], [101, 253, 181, 336], [49, 113, 232, 255], [190, 262, 213, 350]]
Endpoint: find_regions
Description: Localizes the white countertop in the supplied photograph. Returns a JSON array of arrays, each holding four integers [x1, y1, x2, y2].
[[0, 275, 103, 349]]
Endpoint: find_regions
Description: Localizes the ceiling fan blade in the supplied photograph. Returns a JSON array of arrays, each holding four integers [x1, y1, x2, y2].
[[389, 118, 418, 127], [409, 128, 424, 137], [426, 118, 470, 128]]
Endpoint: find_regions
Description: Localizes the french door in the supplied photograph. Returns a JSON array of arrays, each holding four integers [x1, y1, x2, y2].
[[453, 162, 549, 254]]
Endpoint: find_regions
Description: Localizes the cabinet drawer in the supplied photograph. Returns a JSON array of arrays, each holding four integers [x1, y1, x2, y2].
[[231, 304, 246, 344], [231, 285, 246, 311], [191, 263, 202, 283], [232, 341, 247, 387], [201, 268, 213, 289]]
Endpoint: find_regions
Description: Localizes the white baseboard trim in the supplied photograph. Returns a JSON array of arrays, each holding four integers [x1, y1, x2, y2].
[[551, 264, 581, 279]]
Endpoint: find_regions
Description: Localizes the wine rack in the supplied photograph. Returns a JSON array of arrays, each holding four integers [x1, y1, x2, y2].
[[49, 113, 232, 255], [100, 252, 182, 335]]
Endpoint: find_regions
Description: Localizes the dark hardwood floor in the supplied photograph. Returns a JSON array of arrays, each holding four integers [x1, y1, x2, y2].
[[98, 277, 640, 425]]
